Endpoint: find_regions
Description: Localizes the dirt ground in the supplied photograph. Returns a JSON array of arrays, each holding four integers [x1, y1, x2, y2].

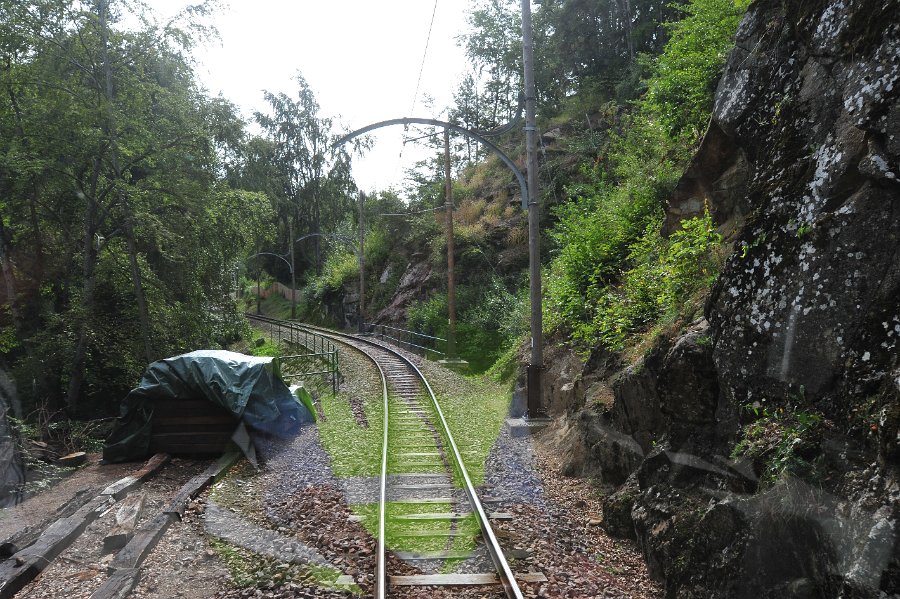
[[1, 430, 662, 599]]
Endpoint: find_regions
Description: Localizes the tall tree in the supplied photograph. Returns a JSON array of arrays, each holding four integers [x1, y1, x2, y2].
[[0, 0, 266, 415], [254, 74, 356, 276]]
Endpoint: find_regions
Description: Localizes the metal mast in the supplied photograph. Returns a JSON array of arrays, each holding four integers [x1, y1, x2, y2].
[[521, 0, 543, 416]]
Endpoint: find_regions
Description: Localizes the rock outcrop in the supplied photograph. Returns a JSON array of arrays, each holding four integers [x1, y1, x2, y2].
[[555, 0, 900, 596]]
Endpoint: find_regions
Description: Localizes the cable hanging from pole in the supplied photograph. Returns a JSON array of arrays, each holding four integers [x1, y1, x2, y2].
[[399, 0, 439, 164]]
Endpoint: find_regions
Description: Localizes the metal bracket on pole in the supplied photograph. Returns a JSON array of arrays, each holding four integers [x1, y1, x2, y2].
[[335, 117, 530, 211]]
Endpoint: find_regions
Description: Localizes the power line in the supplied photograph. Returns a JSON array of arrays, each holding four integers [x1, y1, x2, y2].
[[408, 0, 439, 118], [397, 0, 440, 173], [378, 205, 446, 217]]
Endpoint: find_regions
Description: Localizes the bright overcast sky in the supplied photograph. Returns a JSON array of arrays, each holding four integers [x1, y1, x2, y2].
[[144, 0, 475, 194]]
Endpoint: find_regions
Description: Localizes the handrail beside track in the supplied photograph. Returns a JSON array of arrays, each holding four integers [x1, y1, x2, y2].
[[246, 314, 339, 393], [290, 320, 523, 599], [364, 322, 447, 358]]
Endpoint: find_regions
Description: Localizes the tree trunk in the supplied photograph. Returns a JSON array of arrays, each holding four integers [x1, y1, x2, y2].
[[0, 219, 19, 326], [123, 204, 153, 363], [66, 196, 99, 413], [620, 0, 634, 63], [5, 62, 45, 287], [98, 0, 153, 363]]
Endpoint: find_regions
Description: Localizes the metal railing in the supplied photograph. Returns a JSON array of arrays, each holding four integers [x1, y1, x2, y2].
[[246, 314, 338, 393], [363, 322, 446, 359]]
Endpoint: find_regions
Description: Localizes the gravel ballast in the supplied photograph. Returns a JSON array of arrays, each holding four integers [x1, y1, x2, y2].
[[3, 332, 662, 598]]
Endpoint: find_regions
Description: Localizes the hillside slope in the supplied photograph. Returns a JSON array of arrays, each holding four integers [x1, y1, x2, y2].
[[539, 0, 899, 596]]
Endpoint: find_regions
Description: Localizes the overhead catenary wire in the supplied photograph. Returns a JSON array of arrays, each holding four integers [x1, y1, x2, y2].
[[377, 204, 446, 217], [407, 0, 439, 119], [396, 0, 440, 173]]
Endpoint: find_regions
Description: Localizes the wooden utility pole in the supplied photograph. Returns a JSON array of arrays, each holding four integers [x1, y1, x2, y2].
[[359, 192, 366, 333], [521, 0, 543, 416], [444, 128, 457, 359]]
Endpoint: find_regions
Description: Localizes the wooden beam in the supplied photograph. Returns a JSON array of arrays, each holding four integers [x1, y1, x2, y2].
[[389, 572, 547, 586], [107, 513, 175, 572], [164, 452, 241, 518], [100, 453, 170, 500], [103, 493, 147, 553], [89, 568, 140, 599], [0, 495, 112, 599], [0, 487, 98, 557]]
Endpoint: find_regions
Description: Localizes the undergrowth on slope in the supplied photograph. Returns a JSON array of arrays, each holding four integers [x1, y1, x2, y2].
[[545, 0, 747, 353]]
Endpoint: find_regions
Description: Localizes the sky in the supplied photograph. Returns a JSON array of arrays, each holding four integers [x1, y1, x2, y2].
[[143, 0, 475, 194]]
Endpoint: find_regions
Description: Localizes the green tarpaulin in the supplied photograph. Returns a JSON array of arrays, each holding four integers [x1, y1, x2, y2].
[[103, 350, 314, 463]]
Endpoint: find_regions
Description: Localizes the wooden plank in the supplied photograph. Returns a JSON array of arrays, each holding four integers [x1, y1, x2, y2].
[[391, 530, 474, 538], [108, 453, 240, 573], [209, 452, 243, 483], [146, 444, 231, 455], [107, 513, 174, 572], [101, 453, 170, 500], [149, 432, 234, 441], [100, 477, 138, 499], [392, 511, 512, 521], [0, 495, 112, 599], [103, 493, 147, 553], [164, 451, 241, 518], [393, 550, 474, 560], [0, 487, 98, 557], [164, 472, 211, 517], [391, 484, 454, 491], [89, 568, 140, 599], [393, 512, 471, 521], [390, 572, 547, 586], [390, 497, 455, 504]]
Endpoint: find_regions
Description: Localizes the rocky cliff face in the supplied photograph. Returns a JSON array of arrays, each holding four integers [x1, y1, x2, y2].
[[549, 0, 900, 596]]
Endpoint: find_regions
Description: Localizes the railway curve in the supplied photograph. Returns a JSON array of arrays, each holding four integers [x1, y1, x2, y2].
[[247, 315, 528, 599]]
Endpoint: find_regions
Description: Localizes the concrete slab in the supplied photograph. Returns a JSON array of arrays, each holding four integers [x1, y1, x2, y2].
[[505, 417, 551, 438]]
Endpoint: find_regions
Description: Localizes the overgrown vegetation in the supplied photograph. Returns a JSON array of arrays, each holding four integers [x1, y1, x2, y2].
[[0, 0, 748, 446], [544, 0, 747, 353], [731, 405, 827, 486]]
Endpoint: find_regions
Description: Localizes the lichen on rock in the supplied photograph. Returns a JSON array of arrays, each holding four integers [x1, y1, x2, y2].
[[556, 0, 900, 596]]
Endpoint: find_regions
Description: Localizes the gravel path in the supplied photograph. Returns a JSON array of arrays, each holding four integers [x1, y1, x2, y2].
[[17, 458, 213, 599]]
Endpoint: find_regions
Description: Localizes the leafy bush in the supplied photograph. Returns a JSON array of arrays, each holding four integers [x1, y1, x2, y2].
[[545, 115, 685, 339], [406, 277, 528, 373], [545, 0, 746, 351], [643, 0, 751, 136], [309, 251, 358, 299], [591, 210, 723, 349]]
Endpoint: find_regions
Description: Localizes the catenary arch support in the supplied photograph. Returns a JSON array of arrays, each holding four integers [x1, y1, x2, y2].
[[334, 117, 529, 210]]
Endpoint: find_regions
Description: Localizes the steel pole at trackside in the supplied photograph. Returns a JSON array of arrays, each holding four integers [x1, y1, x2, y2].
[[444, 129, 458, 360], [359, 192, 366, 333], [521, 0, 543, 416], [290, 220, 297, 320]]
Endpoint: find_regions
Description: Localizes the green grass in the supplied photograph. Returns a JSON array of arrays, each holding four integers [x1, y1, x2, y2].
[[316, 385, 384, 478], [352, 501, 481, 556], [417, 368, 511, 487], [303, 342, 512, 564], [209, 537, 355, 592]]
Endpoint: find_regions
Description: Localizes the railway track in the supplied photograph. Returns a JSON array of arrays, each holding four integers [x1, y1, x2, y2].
[[247, 315, 531, 598]]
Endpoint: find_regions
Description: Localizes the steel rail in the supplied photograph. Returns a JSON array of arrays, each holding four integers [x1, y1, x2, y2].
[[285, 320, 524, 599]]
